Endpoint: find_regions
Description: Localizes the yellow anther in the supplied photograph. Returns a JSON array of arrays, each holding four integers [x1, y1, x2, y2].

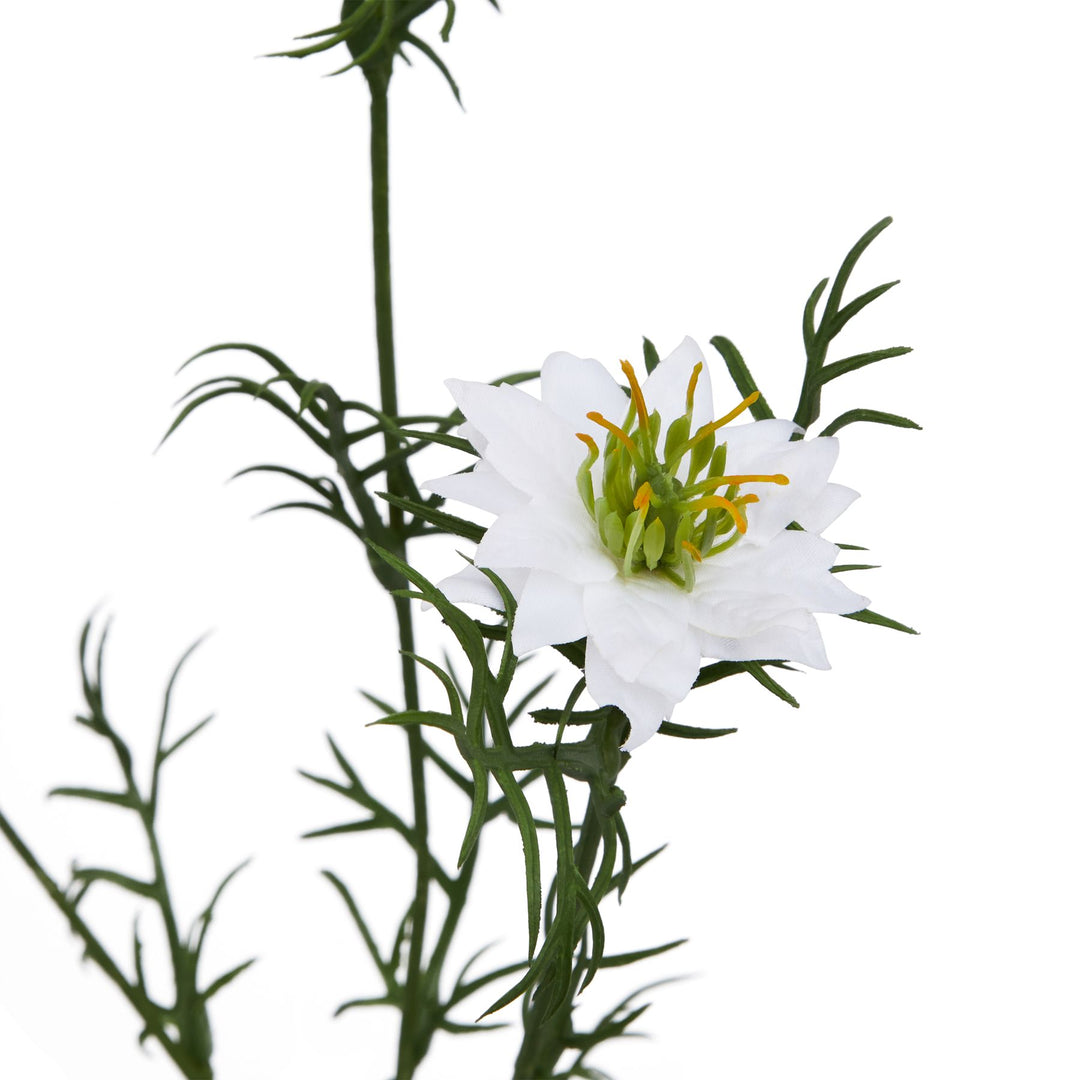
[[587, 410, 638, 459], [684, 391, 760, 451], [633, 481, 653, 512], [686, 494, 748, 534], [685, 361, 703, 412], [693, 473, 789, 492], [681, 539, 703, 563], [619, 359, 651, 433]]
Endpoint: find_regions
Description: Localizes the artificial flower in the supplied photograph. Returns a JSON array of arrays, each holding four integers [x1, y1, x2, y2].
[[425, 338, 867, 750]]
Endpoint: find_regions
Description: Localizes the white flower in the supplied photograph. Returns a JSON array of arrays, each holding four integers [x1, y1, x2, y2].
[[425, 338, 867, 751]]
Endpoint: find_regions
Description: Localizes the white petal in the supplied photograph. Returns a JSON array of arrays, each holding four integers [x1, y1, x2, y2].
[[584, 627, 701, 751], [692, 530, 867, 638], [696, 610, 831, 669], [641, 337, 713, 437], [437, 564, 530, 612], [582, 575, 690, 681], [720, 418, 801, 465], [584, 641, 669, 748], [445, 379, 581, 500], [540, 352, 629, 430], [459, 421, 486, 453], [424, 460, 528, 515], [512, 570, 588, 654], [730, 436, 842, 546], [798, 482, 860, 533], [476, 497, 616, 584], [438, 564, 506, 610]]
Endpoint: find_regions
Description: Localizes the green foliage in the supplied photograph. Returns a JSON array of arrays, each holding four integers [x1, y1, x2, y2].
[[296, 548, 681, 1073], [0, 618, 251, 1079], [270, 0, 500, 96]]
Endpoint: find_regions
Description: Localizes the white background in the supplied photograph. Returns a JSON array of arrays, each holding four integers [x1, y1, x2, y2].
[[1, 1, 1077, 1078]]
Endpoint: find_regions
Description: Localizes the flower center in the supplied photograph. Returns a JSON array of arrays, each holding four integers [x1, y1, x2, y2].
[[575, 360, 789, 591]]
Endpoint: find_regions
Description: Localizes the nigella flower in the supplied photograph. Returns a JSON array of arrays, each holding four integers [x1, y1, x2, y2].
[[425, 338, 867, 750]]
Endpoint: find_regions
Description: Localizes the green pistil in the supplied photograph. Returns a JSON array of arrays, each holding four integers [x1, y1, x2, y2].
[[578, 364, 780, 591]]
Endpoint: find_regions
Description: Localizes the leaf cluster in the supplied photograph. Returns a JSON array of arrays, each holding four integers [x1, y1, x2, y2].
[[299, 545, 686, 1069], [699, 217, 920, 639], [0, 619, 251, 1080], [162, 342, 519, 591]]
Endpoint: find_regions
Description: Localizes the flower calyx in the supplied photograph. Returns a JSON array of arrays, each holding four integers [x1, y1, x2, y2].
[[576, 360, 788, 591]]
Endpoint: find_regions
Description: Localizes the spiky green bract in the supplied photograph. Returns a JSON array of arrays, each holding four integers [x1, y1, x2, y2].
[[791, 217, 915, 436], [0, 617, 250, 1079], [269, 0, 499, 95]]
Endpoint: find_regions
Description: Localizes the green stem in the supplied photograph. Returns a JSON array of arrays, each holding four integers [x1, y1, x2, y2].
[[365, 56, 434, 1080], [512, 720, 626, 1079]]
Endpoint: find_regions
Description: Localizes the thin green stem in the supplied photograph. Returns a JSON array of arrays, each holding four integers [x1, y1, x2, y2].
[[365, 54, 436, 1080]]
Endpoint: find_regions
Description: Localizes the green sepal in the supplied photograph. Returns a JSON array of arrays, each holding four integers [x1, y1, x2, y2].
[[70, 867, 157, 900], [201, 958, 256, 1002], [818, 346, 913, 385], [744, 661, 800, 707], [709, 336, 775, 420], [399, 428, 478, 455], [820, 408, 922, 437], [641, 336, 661, 374], [657, 721, 738, 739], [596, 937, 687, 969], [377, 490, 485, 543], [298, 379, 325, 415], [48, 786, 135, 809], [843, 608, 918, 634], [369, 709, 463, 736]]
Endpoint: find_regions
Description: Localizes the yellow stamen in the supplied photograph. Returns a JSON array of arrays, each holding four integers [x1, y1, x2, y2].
[[692, 473, 789, 492], [684, 391, 760, 451], [575, 432, 599, 456], [685, 361, 703, 412], [619, 359, 651, 433], [587, 410, 638, 458], [633, 481, 653, 512], [686, 494, 748, 534], [681, 539, 703, 562]]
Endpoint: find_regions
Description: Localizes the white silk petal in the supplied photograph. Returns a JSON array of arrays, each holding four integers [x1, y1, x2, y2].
[[692, 532, 867, 638], [424, 460, 528, 515], [696, 610, 831, 669], [476, 498, 616, 584], [739, 437, 841, 545], [540, 352, 629, 431], [641, 337, 713, 439], [584, 642, 670, 749], [798, 482, 860, 533], [445, 379, 581, 500], [512, 570, 588, 654], [582, 575, 690, 681], [438, 564, 507, 611]]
